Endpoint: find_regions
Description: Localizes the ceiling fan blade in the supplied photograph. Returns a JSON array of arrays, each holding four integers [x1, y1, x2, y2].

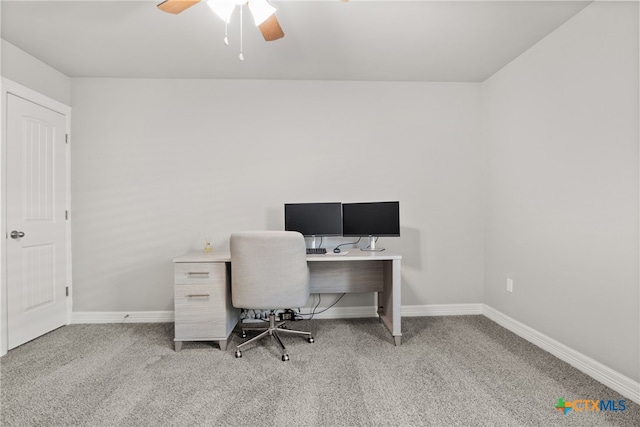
[[259, 14, 285, 41], [157, 0, 201, 15]]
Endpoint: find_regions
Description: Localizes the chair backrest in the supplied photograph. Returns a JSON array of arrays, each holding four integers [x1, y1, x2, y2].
[[230, 231, 310, 310]]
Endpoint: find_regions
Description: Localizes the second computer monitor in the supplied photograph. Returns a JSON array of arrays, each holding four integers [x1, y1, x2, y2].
[[342, 201, 400, 251], [284, 202, 342, 248]]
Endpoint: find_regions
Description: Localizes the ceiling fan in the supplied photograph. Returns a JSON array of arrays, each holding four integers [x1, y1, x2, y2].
[[157, 0, 285, 41]]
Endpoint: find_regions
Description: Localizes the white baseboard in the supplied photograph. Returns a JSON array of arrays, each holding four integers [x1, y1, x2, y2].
[[402, 303, 484, 317], [70, 304, 483, 324], [306, 305, 378, 319], [483, 305, 640, 404], [69, 304, 483, 323], [303, 303, 484, 319], [71, 311, 174, 324]]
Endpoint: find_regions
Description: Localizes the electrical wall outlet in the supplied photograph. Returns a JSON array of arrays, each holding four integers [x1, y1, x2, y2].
[[506, 278, 514, 293]]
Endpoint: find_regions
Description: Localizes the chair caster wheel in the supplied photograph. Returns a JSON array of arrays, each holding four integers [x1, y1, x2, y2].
[[235, 350, 242, 358], [282, 354, 289, 361], [241, 332, 247, 338], [308, 337, 315, 343], [280, 325, 287, 329]]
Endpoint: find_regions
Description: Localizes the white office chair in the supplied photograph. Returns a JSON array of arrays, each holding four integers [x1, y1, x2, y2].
[[230, 231, 315, 361]]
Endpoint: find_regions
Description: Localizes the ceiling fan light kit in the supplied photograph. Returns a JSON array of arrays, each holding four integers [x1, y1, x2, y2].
[[157, 0, 285, 55], [207, 0, 236, 24], [247, 0, 277, 26], [207, 0, 274, 26]]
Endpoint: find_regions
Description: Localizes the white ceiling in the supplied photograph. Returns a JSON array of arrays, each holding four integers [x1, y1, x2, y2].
[[1, 0, 590, 82]]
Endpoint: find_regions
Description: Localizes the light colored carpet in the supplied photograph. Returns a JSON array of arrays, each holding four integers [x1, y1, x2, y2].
[[1, 316, 637, 426]]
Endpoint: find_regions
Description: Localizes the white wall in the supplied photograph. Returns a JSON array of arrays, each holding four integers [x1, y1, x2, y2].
[[482, 1, 639, 382], [70, 78, 484, 312], [1, 39, 71, 106]]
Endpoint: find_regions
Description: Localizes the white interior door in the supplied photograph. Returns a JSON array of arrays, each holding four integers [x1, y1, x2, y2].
[[6, 93, 68, 349]]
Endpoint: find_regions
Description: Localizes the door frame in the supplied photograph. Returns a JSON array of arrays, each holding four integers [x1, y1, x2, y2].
[[1, 78, 72, 356]]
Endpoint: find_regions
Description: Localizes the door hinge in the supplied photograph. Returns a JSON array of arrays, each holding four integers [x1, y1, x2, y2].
[[65, 134, 69, 144], [66, 287, 69, 297], [65, 210, 69, 220]]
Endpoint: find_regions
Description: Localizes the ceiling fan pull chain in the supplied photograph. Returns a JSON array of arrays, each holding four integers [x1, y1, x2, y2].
[[238, 4, 244, 61]]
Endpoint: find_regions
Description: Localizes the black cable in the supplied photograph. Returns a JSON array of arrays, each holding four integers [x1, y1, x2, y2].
[[310, 294, 322, 319], [298, 293, 346, 320], [294, 294, 317, 320], [311, 293, 345, 317], [294, 294, 318, 320], [365, 236, 379, 249], [335, 237, 361, 251], [296, 294, 322, 320]]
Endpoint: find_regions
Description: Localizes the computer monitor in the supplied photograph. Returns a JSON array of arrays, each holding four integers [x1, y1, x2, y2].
[[342, 201, 400, 251], [284, 202, 342, 248]]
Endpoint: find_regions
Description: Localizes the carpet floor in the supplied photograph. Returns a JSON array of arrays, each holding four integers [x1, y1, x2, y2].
[[1, 316, 637, 426]]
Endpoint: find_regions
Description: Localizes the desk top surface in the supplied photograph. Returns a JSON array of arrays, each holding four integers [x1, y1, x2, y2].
[[174, 250, 402, 263]]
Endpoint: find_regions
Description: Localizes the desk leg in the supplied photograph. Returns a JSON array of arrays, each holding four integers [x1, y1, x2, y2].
[[175, 341, 182, 352], [378, 259, 402, 345]]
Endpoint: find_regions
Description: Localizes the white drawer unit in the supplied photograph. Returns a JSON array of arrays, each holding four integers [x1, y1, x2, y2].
[[173, 260, 240, 351]]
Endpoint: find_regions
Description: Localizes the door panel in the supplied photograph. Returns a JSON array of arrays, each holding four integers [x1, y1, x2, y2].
[[6, 94, 68, 349], [23, 244, 55, 311]]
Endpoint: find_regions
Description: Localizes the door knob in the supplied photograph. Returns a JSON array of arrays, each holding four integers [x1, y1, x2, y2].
[[10, 230, 25, 239]]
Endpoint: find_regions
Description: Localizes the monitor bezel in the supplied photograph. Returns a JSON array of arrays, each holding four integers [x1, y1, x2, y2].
[[284, 202, 343, 237], [341, 201, 400, 237]]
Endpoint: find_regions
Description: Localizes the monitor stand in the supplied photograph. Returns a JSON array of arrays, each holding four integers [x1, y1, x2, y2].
[[309, 235, 319, 249], [361, 235, 385, 252]]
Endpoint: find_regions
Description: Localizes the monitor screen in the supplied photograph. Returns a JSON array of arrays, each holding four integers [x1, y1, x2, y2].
[[284, 202, 343, 237], [342, 201, 400, 237]]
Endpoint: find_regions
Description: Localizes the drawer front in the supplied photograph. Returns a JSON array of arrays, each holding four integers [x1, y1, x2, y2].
[[174, 283, 227, 339], [174, 262, 225, 286]]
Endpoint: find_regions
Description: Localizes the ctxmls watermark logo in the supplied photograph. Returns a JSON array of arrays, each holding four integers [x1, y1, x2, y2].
[[555, 398, 627, 415]]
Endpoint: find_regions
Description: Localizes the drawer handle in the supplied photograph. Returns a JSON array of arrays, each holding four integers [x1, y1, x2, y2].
[[186, 294, 210, 298], [187, 272, 210, 277]]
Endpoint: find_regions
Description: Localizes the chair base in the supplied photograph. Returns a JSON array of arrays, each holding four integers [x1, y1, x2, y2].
[[235, 313, 314, 361]]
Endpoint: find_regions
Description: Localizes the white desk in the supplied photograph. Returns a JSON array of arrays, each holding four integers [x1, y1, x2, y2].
[[173, 250, 402, 351]]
